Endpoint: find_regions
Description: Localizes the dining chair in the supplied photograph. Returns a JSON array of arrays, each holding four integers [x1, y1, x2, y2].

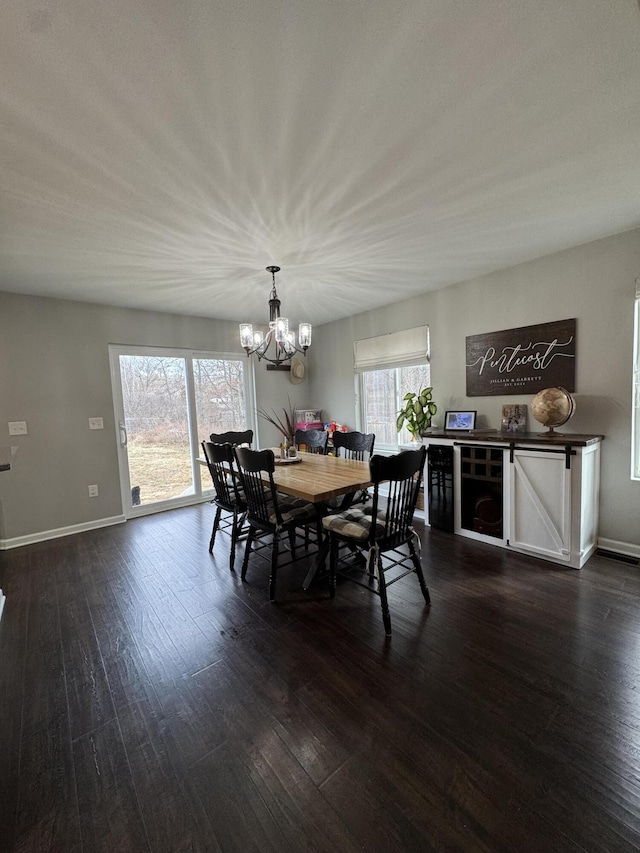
[[329, 430, 376, 510], [294, 428, 328, 454], [332, 430, 375, 461], [209, 429, 253, 447], [234, 447, 323, 601], [322, 446, 430, 636], [201, 441, 247, 571]]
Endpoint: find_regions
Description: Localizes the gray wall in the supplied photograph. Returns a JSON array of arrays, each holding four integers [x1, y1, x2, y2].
[[307, 228, 640, 549], [1, 225, 639, 549], [0, 295, 244, 540]]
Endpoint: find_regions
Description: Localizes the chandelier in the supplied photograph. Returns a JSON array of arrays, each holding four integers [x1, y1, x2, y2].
[[239, 266, 312, 368]]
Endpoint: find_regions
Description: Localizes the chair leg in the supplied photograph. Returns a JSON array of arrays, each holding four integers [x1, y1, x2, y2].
[[287, 527, 297, 558], [329, 535, 339, 599], [376, 552, 392, 636], [209, 506, 222, 553], [315, 520, 325, 564], [229, 508, 238, 572], [366, 547, 376, 580], [269, 532, 279, 602], [409, 539, 431, 605], [241, 526, 255, 580]]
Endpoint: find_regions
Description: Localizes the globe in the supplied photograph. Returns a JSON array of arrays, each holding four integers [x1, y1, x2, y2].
[[531, 387, 575, 433]]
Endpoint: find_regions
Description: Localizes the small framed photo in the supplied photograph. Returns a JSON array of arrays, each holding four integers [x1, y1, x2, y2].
[[501, 404, 527, 433], [444, 410, 477, 431]]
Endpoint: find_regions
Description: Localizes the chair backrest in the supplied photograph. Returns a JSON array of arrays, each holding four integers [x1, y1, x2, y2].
[[209, 429, 253, 448], [332, 430, 375, 461], [201, 441, 242, 509], [234, 447, 280, 528], [295, 428, 328, 454], [368, 446, 426, 549]]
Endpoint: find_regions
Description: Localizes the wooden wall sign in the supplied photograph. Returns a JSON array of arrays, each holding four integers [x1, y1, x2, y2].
[[466, 318, 576, 397]]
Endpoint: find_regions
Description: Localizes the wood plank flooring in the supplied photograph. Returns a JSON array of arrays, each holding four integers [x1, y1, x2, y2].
[[2, 504, 640, 851]]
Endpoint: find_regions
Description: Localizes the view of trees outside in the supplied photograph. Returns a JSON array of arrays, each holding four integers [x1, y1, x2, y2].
[[119, 355, 247, 505], [362, 364, 431, 446]]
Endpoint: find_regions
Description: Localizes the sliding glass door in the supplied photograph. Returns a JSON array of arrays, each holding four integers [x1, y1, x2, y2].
[[110, 346, 254, 517]]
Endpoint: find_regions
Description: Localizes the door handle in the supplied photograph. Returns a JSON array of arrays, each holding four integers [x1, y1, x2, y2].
[[119, 421, 128, 448]]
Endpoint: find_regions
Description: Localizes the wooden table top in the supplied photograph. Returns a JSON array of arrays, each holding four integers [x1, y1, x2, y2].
[[268, 451, 372, 503]]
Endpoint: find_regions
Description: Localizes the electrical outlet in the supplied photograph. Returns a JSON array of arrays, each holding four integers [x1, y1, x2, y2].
[[8, 421, 27, 435], [89, 417, 104, 430], [88, 484, 99, 497]]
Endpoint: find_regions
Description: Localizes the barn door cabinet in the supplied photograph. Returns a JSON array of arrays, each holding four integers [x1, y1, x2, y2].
[[423, 432, 603, 569]]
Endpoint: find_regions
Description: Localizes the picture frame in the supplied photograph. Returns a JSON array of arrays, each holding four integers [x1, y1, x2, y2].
[[501, 403, 527, 433], [444, 410, 477, 431]]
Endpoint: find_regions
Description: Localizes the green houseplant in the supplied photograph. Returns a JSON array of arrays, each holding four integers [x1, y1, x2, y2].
[[396, 387, 437, 440]]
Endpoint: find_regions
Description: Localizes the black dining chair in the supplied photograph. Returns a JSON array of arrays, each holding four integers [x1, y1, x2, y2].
[[322, 446, 430, 636], [201, 441, 247, 571], [329, 430, 375, 510], [234, 447, 323, 601], [294, 428, 328, 455], [332, 430, 375, 461], [209, 429, 253, 447]]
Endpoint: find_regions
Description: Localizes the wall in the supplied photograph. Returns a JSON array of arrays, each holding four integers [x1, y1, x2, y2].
[[307, 228, 640, 551], [0, 296, 236, 543]]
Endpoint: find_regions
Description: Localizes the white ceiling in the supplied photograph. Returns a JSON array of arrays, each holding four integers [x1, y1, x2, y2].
[[2, 0, 640, 327]]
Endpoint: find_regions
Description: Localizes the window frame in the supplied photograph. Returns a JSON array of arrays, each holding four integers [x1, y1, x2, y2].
[[632, 282, 640, 480]]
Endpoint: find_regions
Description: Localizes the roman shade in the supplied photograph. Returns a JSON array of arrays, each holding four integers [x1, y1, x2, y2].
[[353, 325, 429, 373]]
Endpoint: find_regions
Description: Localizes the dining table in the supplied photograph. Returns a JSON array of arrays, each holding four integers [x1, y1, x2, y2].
[[264, 449, 373, 588], [267, 449, 371, 503], [199, 448, 372, 589]]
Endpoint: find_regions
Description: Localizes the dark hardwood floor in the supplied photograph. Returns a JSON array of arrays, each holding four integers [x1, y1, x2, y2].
[[2, 504, 640, 852]]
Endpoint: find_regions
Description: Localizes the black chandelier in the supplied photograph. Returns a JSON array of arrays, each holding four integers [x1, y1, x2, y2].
[[239, 266, 312, 367]]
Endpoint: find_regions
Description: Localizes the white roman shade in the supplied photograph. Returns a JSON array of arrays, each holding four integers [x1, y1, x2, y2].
[[353, 325, 429, 373]]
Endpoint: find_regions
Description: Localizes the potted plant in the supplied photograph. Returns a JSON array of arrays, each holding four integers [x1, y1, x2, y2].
[[396, 387, 437, 440]]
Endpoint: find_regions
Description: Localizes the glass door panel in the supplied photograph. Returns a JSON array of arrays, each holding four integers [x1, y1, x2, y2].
[[119, 354, 194, 509], [111, 346, 254, 518], [193, 356, 248, 493]]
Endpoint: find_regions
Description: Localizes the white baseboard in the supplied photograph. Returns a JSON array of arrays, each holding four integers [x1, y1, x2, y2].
[[0, 515, 126, 551], [596, 537, 640, 561]]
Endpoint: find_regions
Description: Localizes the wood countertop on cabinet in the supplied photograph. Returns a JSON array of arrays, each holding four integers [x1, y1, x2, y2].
[[425, 431, 604, 447]]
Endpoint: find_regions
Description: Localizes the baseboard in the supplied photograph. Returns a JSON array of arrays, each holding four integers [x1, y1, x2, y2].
[[596, 537, 640, 563], [0, 515, 126, 550]]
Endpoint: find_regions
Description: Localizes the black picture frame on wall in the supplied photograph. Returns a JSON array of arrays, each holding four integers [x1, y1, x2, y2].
[[445, 410, 477, 431]]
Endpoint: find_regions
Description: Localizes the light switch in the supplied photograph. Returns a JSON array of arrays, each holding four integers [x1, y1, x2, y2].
[[89, 417, 104, 430], [8, 421, 27, 436]]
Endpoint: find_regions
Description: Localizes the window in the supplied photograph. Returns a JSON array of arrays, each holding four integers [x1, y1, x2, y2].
[[361, 364, 432, 448], [355, 327, 430, 451], [632, 279, 640, 479]]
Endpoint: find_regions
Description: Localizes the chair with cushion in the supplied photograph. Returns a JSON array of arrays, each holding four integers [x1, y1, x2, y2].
[[294, 428, 328, 455], [322, 445, 430, 636], [201, 441, 247, 571], [234, 447, 323, 601], [209, 429, 253, 448]]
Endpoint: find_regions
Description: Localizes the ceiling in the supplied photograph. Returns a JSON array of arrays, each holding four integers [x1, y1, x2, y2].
[[2, 1, 640, 328]]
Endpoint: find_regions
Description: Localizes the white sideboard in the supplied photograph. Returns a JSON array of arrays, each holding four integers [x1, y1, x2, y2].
[[423, 431, 603, 569]]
